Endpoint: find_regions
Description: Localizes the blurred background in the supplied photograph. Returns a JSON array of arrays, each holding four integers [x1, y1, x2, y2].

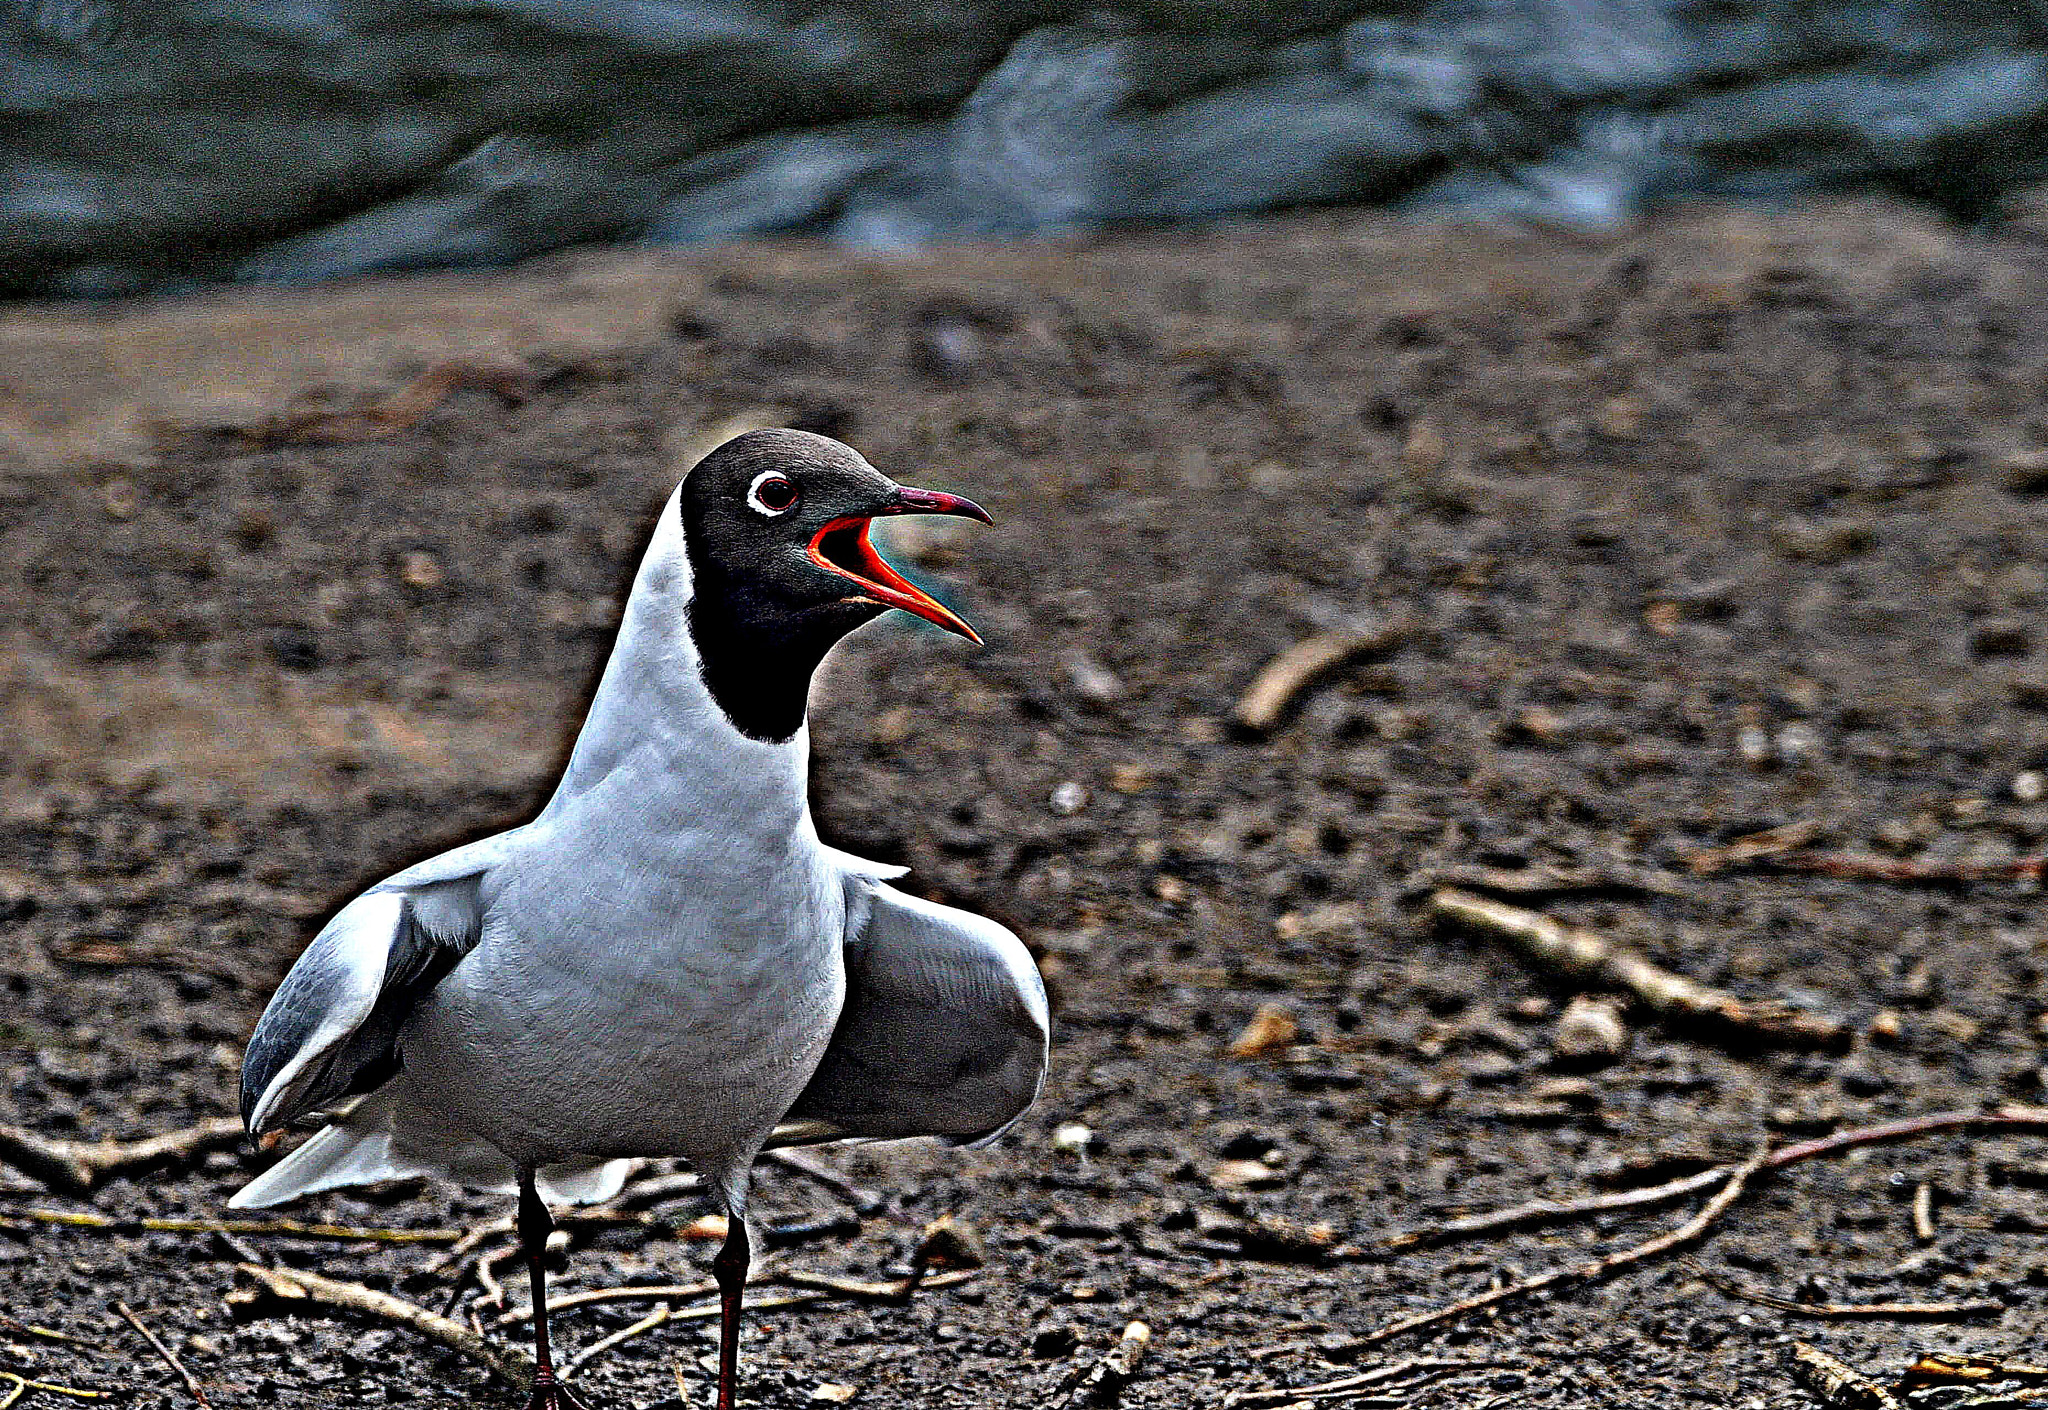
[[3, 0, 2047, 296], [8, 5, 2048, 1410]]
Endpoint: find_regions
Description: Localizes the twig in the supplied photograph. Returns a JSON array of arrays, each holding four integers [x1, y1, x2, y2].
[[21, 1207, 464, 1244], [1364, 1107, 2048, 1351], [1381, 1166, 1728, 1250], [1351, 1152, 1766, 1348], [1763, 851, 2046, 885], [0, 1373, 119, 1406], [608, 1171, 703, 1208], [475, 1245, 514, 1308], [423, 1216, 513, 1273], [229, 1263, 532, 1390], [1233, 624, 1405, 735], [560, 1302, 672, 1378], [1789, 1341, 1902, 1410], [1413, 863, 1686, 901], [1904, 1352, 2048, 1385], [1430, 888, 1850, 1050], [0, 1118, 246, 1195], [498, 1268, 978, 1325], [1681, 821, 1824, 875], [1913, 1182, 1938, 1244], [780, 1268, 978, 1300], [115, 1300, 211, 1408], [1059, 1321, 1150, 1407], [763, 1149, 884, 1213], [1689, 1264, 2001, 1320], [0, 1313, 100, 1348], [1224, 1359, 1519, 1408]]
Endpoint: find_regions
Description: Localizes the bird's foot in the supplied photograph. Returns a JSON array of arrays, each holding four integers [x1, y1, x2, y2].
[[525, 1374, 593, 1410]]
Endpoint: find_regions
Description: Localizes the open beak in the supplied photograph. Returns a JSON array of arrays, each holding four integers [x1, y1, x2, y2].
[[807, 486, 992, 643]]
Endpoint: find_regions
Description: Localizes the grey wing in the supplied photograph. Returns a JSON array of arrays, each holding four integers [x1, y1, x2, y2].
[[779, 881, 1050, 1146], [239, 871, 484, 1137]]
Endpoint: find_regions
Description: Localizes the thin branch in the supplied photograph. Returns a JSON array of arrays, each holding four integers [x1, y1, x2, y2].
[[21, 1207, 463, 1244], [1688, 1265, 2000, 1320], [1362, 1106, 2048, 1350], [1763, 851, 2046, 885], [763, 1149, 884, 1213], [1681, 821, 1824, 875], [1381, 1167, 1728, 1250], [0, 1119, 246, 1196], [1056, 1321, 1151, 1408], [1789, 1341, 1902, 1410], [115, 1300, 211, 1408], [498, 1268, 979, 1326], [0, 1373, 120, 1406], [560, 1302, 673, 1378], [1225, 1359, 1522, 1408], [1349, 1152, 1767, 1349], [1431, 888, 1849, 1050], [0, 1313, 100, 1348], [228, 1263, 532, 1390], [1233, 624, 1406, 735]]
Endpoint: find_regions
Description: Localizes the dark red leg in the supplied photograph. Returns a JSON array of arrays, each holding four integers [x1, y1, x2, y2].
[[711, 1216, 751, 1410], [519, 1172, 590, 1410]]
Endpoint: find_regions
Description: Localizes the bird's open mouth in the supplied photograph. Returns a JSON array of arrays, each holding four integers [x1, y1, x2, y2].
[[808, 516, 983, 643]]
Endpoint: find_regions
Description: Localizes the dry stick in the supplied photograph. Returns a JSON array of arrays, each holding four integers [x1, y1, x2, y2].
[[1225, 1359, 1520, 1409], [763, 1148, 884, 1213], [1913, 1182, 1938, 1244], [1353, 1152, 1767, 1350], [0, 1373, 119, 1407], [423, 1215, 514, 1273], [1762, 851, 2047, 884], [21, 1207, 464, 1244], [1059, 1321, 1151, 1408], [1415, 862, 1687, 901], [1687, 1265, 2000, 1321], [230, 1263, 533, 1390], [498, 1268, 978, 1326], [1233, 624, 1406, 735], [0, 1118, 246, 1196], [1904, 1352, 2048, 1385], [559, 1302, 673, 1379], [1789, 1341, 1902, 1410], [1381, 1166, 1728, 1251], [1681, 820, 1825, 876], [0, 1312, 99, 1348], [114, 1300, 211, 1409], [1430, 888, 1850, 1051], [1364, 1107, 2048, 1351]]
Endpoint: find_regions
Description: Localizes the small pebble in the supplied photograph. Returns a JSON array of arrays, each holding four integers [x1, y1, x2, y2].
[[1551, 995, 1628, 1066], [2016, 770, 2046, 804], [1051, 1122, 1095, 1155], [1775, 721, 1821, 765], [1228, 1003, 1298, 1059], [1049, 781, 1088, 816], [1062, 648, 1124, 706], [810, 1385, 857, 1404], [1736, 723, 1772, 767], [399, 549, 444, 590]]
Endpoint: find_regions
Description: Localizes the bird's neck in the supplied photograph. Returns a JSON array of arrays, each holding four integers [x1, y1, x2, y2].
[[542, 495, 815, 818]]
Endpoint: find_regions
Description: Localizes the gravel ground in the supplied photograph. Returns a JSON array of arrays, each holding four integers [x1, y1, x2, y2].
[[7, 200, 2048, 1408]]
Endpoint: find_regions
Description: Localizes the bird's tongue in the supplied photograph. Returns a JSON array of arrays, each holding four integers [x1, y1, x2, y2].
[[808, 518, 982, 643]]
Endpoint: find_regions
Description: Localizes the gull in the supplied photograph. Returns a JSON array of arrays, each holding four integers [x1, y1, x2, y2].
[[230, 430, 1050, 1410]]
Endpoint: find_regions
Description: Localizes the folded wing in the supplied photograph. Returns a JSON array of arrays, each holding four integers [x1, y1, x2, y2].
[[239, 872, 485, 1137], [780, 881, 1049, 1146]]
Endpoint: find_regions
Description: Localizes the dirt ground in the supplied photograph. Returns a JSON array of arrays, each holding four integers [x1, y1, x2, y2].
[[8, 199, 2048, 1409]]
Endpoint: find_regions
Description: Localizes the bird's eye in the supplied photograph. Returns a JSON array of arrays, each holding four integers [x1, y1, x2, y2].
[[747, 472, 799, 516]]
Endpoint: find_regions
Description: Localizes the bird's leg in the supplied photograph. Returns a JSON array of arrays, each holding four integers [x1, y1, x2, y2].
[[519, 1172, 589, 1410], [711, 1214, 751, 1410]]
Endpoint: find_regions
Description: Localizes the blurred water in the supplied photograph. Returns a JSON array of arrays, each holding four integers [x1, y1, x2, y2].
[[3, 0, 2045, 295]]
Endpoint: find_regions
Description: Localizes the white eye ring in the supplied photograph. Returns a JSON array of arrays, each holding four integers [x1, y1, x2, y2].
[[746, 470, 799, 516]]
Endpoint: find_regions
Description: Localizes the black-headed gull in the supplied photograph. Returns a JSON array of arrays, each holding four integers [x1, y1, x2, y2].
[[232, 430, 1049, 1410]]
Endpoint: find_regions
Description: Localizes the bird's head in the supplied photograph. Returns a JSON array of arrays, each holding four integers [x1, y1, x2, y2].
[[676, 428, 992, 740]]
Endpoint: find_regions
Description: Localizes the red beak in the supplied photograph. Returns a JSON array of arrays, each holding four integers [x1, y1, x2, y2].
[[806, 486, 991, 643]]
